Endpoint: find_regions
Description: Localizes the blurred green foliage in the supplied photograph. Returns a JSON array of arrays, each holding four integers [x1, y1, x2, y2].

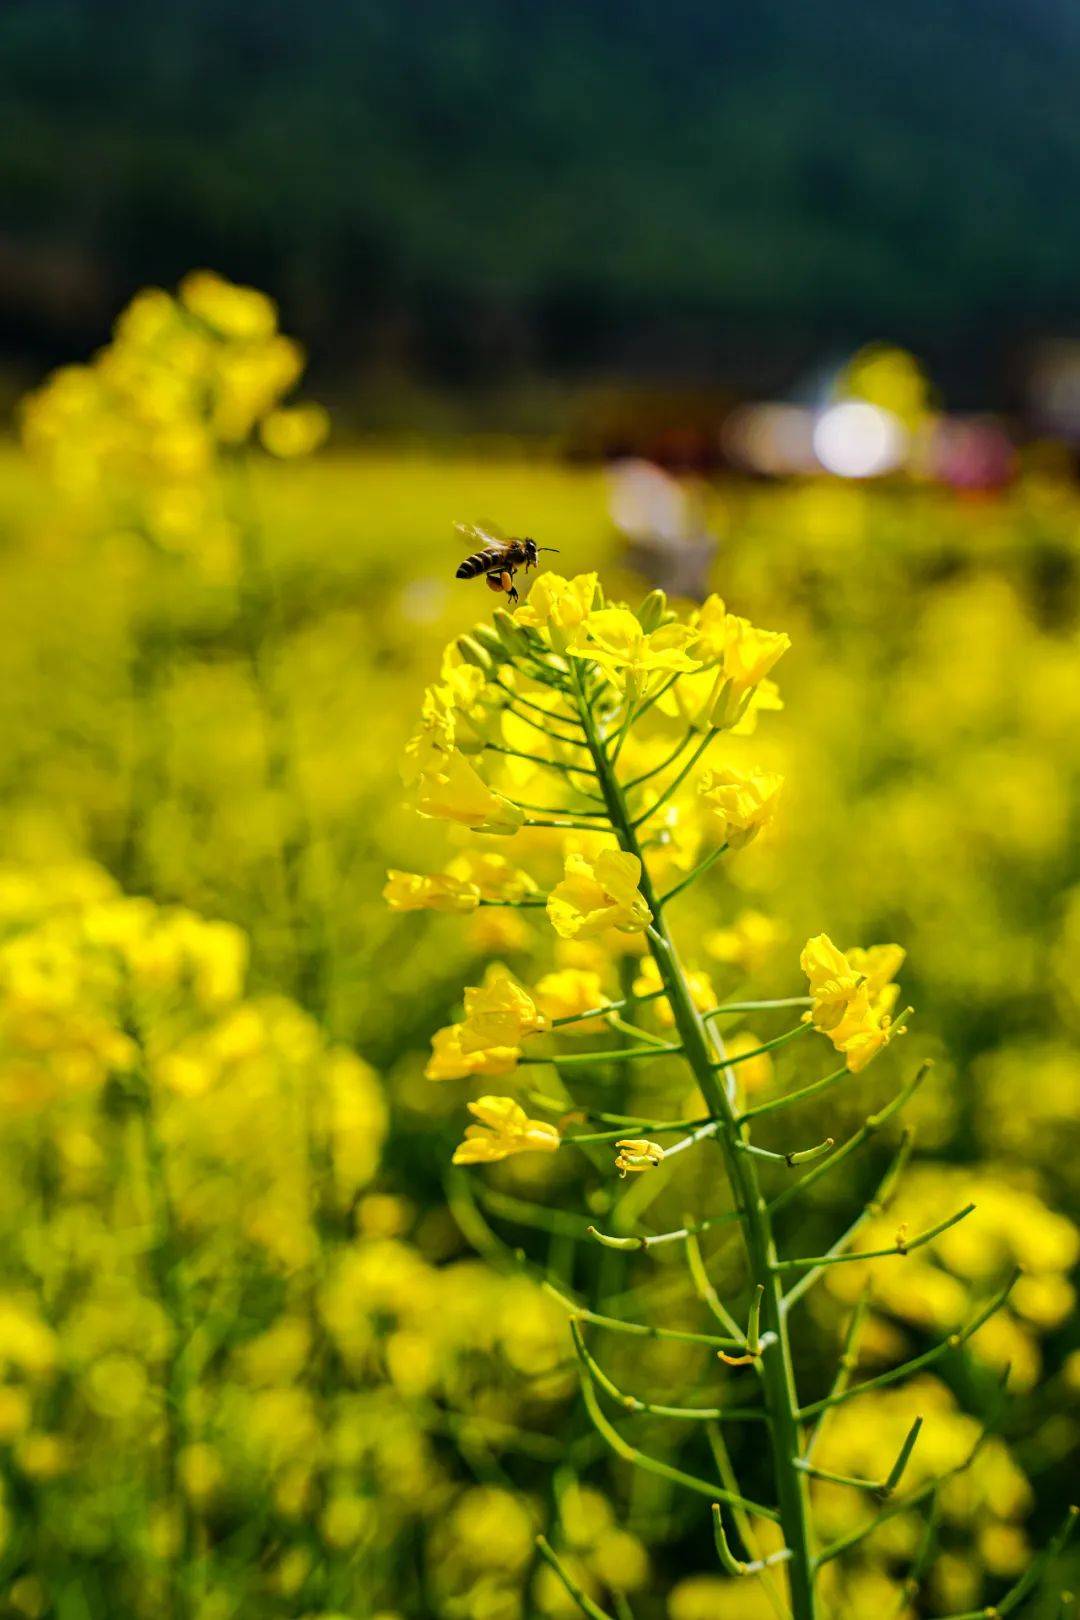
[[3, 0, 1080, 391]]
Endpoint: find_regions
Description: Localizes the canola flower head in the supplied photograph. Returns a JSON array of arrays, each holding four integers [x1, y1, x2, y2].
[[697, 765, 784, 849], [415, 752, 525, 836], [513, 570, 599, 650], [801, 932, 907, 1069], [451, 1097, 560, 1165], [547, 849, 652, 940], [568, 606, 701, 694], [425, 1024, 520, 1082], [460, 963, 546, 1053]]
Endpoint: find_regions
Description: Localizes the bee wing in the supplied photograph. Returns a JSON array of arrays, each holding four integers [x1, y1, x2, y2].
[[454, 519, 507, 549]]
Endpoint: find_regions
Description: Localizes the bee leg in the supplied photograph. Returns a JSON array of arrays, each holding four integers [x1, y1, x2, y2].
[[485, 572, 506, 594]]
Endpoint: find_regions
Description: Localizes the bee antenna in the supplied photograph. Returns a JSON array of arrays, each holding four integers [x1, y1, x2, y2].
[[537, 546, 560, 554]]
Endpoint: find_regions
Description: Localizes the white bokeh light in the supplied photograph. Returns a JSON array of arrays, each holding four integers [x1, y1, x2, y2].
[[812, 401, 908, 478]]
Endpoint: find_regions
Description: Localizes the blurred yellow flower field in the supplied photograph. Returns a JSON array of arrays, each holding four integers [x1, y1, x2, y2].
[[0, 277, 1076, 1618]]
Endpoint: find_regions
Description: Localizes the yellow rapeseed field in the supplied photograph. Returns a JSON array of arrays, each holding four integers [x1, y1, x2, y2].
[[0, 276, 1076, 1619]]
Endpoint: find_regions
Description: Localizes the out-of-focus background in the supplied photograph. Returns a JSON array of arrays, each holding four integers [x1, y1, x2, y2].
[[0, 4, 1078, 1619]]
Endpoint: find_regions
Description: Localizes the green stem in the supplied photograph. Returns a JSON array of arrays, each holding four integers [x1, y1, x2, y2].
[[485, 742, 600, 780], [542, 1278, 742, 1350], [623, 727, 698, 791], [630, 728, 716, 829], [659, 843, 728, 908], [569, 660, 818, 1619], [536, 1536, 615, 1620]]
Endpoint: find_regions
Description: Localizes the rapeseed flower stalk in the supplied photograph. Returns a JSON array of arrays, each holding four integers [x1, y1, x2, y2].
[[393, 564, 1077, 1620]]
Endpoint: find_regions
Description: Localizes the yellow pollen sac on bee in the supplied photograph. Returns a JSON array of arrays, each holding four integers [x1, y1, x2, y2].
[[613, 1139, 665, 1177]]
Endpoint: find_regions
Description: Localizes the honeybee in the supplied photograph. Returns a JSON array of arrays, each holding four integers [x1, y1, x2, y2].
[[453, 521, 558, 604]]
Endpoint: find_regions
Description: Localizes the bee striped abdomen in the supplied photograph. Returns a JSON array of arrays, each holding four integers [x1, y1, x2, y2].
[[456, 548, 505, 579]]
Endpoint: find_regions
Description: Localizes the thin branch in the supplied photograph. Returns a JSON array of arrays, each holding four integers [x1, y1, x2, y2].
[[519, 1041, 683, 1068], [775, 1204, 975, 1274], [713, 1504, 794, 1577], [623, 728, 698, 792], [524, 817, 622, 831], [716, 1020, 814, 1073], [781, 1130, 914, 1311], [484, 742, 599, 778], [586, 1207, 743, 1253], [768, 1060, 933, 1219], [548, 987, 668, 1029], [535, 1536, 615, 1620], [541, 1278, 743, 1351], [737, 1061, 848, 1123], [684, 1225, 746, 1341], [706, 1427, 794, 1620], [794, 1417, 922, 1497], [566, 1116, 710, 1146], [630, 729, 716, 830], [704, 998, 814, 1017], [572, 1330, 779, 1519], [572, 1322, 764, 1423], [736, 1136, 835, 1168], [813, 1369, 1020, 1569], [510, 795, 609, 817], [799, 1269, 1020, 1422], [658, 843, 729, 908]]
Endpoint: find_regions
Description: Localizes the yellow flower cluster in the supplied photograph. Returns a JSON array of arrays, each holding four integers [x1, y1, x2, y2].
[[801, 933, 907, 1071], [20, 271, 326, 563]]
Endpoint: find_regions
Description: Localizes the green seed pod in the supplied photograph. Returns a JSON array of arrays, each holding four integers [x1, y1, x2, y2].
[[636, 589, 667, 632], [455, 634, 494, 673]]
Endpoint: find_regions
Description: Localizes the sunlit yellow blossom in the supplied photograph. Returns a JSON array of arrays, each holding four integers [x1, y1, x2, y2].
[[691, 596, 791, 725], [614, 1139, 665, 1176], [382, 870, 480, 913], [425, 1024, 520, 1082], [800, 934, 906, 1067], [416, 753, 524, 835], [568, 607, 700, 695], [829, 987, 907, 1072], [800, 933, 862, 1030], [632, 954, 715, 1026], [452, 1096, 560, 1165], [443, 851, 538, 903], [460, 964, 546, 1053], [547, 850, 652, 940], [533, 968, 609, 1034], [697, 766, 783, 849], [846, 942, 907, 996], [514, 571, 598, 650]]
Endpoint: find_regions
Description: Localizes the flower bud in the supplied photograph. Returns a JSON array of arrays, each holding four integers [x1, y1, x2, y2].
[[492, 609, 531, 658], [470, 625, 509, 664], [455, 634, 494, 673], [635, 589, 668, 633]]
